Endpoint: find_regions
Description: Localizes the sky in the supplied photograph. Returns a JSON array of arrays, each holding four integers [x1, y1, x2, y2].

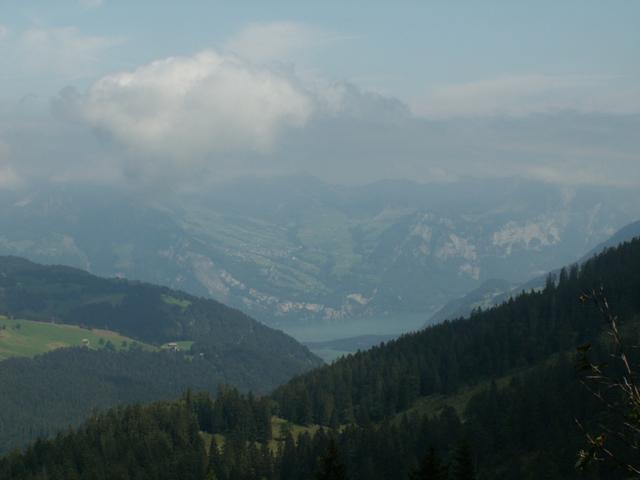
[[0, 0, 639, 190]]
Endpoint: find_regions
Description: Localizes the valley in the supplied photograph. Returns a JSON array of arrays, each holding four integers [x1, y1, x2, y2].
[[3, 237, 639, 478], [1, 4, 638, 477], [1, 178, 639, 342], [304, 334, 399, 363]]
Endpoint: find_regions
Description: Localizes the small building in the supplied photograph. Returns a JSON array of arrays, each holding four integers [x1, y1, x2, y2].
[[167, 342, 180, 351], [81, 338, 90, 347]]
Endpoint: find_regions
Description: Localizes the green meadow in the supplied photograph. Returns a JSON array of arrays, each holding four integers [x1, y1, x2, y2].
[[0, 316, 155, 361]]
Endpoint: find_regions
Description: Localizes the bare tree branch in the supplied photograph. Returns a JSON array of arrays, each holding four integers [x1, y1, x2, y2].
[[575, 289, 640, 474]]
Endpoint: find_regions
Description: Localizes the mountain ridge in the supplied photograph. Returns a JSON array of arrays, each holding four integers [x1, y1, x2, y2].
[[426, 217, 640, 325], [2, 177, 639, 338]]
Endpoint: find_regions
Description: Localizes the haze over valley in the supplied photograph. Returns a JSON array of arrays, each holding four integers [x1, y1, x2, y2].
[[1, 2, 639, 478], [1, 177, 638, 343]]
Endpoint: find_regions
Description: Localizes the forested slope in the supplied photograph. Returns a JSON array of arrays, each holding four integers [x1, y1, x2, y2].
[[0, 348, 220, 453], [0, 353, 630, 479], [273, 238, 640, 425], [0, 389, 274, 480], [2, 239, 639, 479], [0, 256, 320, 453]]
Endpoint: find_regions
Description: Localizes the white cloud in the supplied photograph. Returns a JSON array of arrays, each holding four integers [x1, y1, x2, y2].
[[223, 22, 332, 64], [308, 79, 410, 120], [2, 20, 637, 190], [413, 74, 640, 118], [0, 25, 8, 41], [67, 50, 314, 159], [16, 26, 121, 78]]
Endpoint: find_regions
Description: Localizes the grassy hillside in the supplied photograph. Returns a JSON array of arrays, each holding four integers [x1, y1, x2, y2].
[[0, 255, 321, 378], [0, 316, 154, 361], [0, 255, 321, 454]]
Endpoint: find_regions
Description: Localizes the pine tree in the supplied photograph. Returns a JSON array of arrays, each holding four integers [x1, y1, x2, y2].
[[315, 439, 348, 480], [410, 447, 443, 480], [278, 432, 298, 480], [208, 436, 224, 480], [451, 441, 475, 480]]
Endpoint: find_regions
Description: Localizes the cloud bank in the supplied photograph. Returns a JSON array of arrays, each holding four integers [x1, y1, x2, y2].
[[413, 74, 640, 118], [67, 50, 313, 160], [0, 21, 638, 191]]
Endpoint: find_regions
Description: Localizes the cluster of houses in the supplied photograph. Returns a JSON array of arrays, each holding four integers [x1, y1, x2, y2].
[[164, 342, 181, 352], [80, 338, 184, 352]]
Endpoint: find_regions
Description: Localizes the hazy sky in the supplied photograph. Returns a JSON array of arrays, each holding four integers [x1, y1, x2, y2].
[[0, 1, 639, 190]]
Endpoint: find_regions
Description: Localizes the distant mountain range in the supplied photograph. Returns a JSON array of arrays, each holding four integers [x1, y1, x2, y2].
[[580, 219, 640, 260], [427, 218, 640, 324], [427, 278, 516, 324], [1, 176, 639, 338]]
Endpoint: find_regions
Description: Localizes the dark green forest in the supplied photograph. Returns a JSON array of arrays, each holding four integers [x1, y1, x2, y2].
[[1, 238, 639, 478], [273, 238, 640, 425], [0, 357, 630, 479], [0, 346, 268, 453], [0, 256, 320, 454]]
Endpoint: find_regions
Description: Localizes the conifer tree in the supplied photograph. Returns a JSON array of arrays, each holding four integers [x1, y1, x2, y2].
[[208, 436, 224, 480], [410, 447, 444, 480], [451, 441, 475, 480], [315, 439, 348, 480]]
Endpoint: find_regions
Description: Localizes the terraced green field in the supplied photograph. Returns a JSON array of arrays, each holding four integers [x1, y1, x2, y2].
[[0, 316, 155, 361]]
